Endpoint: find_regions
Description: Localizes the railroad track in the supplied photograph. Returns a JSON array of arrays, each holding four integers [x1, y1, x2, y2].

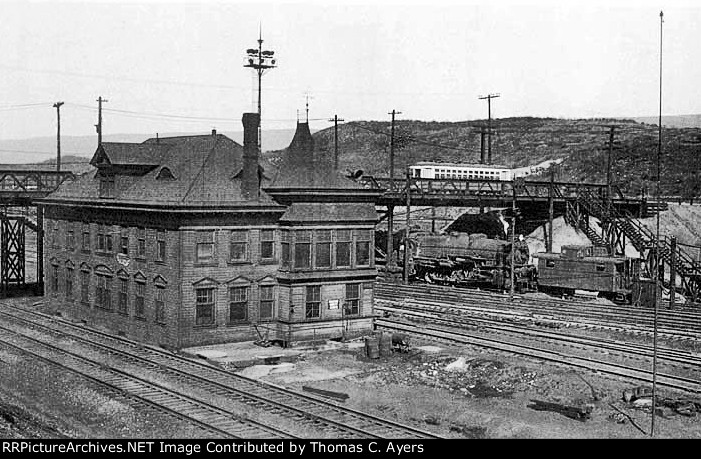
[[0, 326, 285, 439], [376, 319, 701, 394], [0, 303, 439, 439], [377, 282, 701, 340], [377, 301, 701, 382]]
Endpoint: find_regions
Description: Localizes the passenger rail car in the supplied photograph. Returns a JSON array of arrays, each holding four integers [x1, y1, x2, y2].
[[533, 245, 641, 303], [410, 162, 513, 181]]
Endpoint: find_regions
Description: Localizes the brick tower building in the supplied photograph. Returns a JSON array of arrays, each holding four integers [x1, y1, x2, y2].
[[39, 113, 381, 348]]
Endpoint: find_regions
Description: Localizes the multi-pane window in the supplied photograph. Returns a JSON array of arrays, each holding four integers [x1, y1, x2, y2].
[[345, 284, 360, 315], [66, 225, 75, 250], [281, 231, 291, 269], [196, 231, 215, 264], [97, 225, 112, 253], [355, 230, 372, 266], [51, 265, 59, 292], [82, 224, 91, 252], [260, 229, 275, 261], [137, 228, 146, 258], [155, 285, 166, 323], [336, 230, 352, 268], [81, 271, 89, 304], [294, 230, 311, 269], [259, 285, 274, 320], [65, 267, 73, 298], [196, 288, 215, 325], [52, 222, 59, 248], [99, 174, 115, 198], [229, 230, 249, 262], [135, 281, 146, 318], [156, 230, 166, 262], [95, 274, 112, 310], [305, 285, 321, 319], [119, 228, 129, 255], [229, 286, 248, 323], [118, 278, 128, 315], [315, 230, 332, 268]]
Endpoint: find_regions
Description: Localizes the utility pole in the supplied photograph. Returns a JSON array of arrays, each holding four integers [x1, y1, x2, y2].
[[510, 180, 519, 301], [95, 96, 108, 147], [478, 93, 500, 164], [244, 26, 276, 151], [669, 236, 676, 309], [388, 110, 402, 191], [651, 9, 664, 439], [53, 102, 64, 172], [607, 126, 615, 201], [328, 114, 344, 171], [403, 167, 412, 284]]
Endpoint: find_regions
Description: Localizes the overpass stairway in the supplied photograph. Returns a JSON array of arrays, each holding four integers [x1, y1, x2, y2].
[[573, 189, 701, 303]]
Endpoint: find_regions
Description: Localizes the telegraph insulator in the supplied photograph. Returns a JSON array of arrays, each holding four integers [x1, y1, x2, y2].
[[271, 59, 276, 65], [248, 58, 254, 65]]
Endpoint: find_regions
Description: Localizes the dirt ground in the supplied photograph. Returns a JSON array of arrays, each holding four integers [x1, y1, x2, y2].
[[226, 336, 701, 439]]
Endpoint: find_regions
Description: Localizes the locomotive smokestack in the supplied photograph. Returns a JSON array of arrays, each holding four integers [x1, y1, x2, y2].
[[241, 112, 260, 200]]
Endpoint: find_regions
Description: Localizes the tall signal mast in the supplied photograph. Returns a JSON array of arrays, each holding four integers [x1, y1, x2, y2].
[[244, 26, 276, 150]]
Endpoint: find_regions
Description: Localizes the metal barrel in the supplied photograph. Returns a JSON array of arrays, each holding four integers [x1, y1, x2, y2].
[[379, 332, 392, 356], [365, 336, 380, 359]]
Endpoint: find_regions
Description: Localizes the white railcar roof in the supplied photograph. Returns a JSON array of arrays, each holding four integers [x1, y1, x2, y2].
[[412, 161, 511, 170]]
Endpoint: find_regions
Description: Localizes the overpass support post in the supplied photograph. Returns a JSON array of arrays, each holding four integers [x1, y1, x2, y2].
[[37, 206, 44, 295], [386, 205, 395, 269], [548, 166, 554, 252]]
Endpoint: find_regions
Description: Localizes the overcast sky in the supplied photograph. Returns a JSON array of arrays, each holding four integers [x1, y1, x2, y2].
[[0, 0, 699, 144]]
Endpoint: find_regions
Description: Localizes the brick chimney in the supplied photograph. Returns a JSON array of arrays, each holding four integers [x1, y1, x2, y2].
[[241, 113, 260, 200]]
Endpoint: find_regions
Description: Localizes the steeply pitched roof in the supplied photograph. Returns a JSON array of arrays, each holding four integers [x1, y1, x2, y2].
[[267, 122, 366, 191], [90, 142, 167, 167], [45, 134, 281, 209]]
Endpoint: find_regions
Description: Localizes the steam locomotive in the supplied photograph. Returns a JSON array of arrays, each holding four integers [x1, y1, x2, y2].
[[404, 233, 643, 303], [410, 232, 537, 292]]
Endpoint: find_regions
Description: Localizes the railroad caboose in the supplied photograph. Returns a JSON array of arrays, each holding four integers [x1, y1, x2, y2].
[[534, 245, 641, 303]]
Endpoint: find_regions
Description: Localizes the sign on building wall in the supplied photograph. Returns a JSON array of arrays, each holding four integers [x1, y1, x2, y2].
[[116, 253, 130, 267]]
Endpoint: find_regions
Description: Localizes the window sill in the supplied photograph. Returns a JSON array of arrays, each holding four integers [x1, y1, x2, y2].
[[117, 311, 129, 317], [227, 261, 252, 266], [194, 262, 219, 268], [193, 324, 217, 329], [95, 251, 113, 257], [81, 250, 91, 254], [134, 316, 147, 322], [259, 259, 278, 265], [225, 321, 250, 327]]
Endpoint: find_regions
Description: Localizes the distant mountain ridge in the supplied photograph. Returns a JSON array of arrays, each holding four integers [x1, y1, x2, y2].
[[3, 116, 700, 200], [0, 128, 302, 164], [628, 114, 701, 129]]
